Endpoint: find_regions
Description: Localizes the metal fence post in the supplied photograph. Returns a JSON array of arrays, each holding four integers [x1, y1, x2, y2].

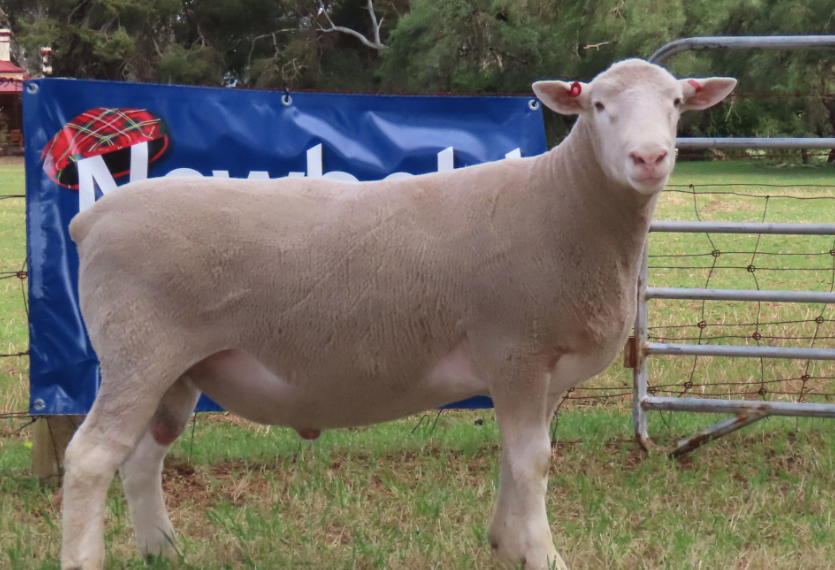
[[632, 243, 650, 449]]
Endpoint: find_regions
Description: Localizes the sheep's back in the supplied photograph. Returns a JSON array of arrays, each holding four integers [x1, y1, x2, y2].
[[69, 161, 543, 379]]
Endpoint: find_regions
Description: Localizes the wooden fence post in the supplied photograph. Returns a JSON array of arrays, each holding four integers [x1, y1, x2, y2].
[[31, 415, 83, 485]]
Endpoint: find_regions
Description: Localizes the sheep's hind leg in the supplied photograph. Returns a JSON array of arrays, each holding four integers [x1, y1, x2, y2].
[[120, 376, 200, 562], [61, 365, 184, 570], [488, 360, 567, 570]]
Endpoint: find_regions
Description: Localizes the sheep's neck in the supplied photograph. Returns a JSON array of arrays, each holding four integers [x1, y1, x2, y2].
[[535, 117, 658, 272]]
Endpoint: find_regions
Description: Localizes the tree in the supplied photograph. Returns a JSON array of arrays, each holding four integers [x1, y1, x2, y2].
[[380, 0, 835, 147], [1, 0, 833, 149], [0, 0, 404, 89], [379, 0, 691, 139], [1, 0, 188, 82]]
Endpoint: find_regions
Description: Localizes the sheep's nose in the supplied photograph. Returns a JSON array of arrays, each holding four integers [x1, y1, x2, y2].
[[630, 150, 668, 167]]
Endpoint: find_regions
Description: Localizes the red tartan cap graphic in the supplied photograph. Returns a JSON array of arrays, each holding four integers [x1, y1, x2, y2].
[[41, 107, 169, 189]]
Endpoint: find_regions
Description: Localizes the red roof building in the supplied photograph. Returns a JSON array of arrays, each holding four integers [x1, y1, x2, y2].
[[0, 59, 25, 73], [0, 28, 28, 149]]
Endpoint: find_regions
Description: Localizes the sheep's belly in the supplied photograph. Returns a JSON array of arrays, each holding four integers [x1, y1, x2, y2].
[[187, 344, 487, 433]]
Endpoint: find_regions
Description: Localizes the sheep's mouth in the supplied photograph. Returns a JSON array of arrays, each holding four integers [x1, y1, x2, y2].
[[627, 173, 669, 194], [633, 174, 666, 184]]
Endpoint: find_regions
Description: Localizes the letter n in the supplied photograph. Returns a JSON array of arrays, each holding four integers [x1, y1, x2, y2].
[[77, 155, 117, 212]]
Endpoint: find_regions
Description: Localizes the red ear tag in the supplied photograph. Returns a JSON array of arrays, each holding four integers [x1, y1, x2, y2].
[[687, 79, 702, 92], [569, 81, 582, 97]]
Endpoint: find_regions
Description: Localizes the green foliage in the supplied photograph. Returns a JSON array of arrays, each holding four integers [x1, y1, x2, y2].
[[157, 45, 224, 86], [0, 0, 833, 142], [1, 0, 181, 80], [380, 0, 835, 143]]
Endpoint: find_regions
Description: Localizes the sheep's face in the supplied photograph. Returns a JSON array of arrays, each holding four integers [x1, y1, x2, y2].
[[532, 60, 737, 196]]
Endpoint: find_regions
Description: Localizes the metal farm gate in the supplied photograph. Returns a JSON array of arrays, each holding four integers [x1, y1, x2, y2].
[[631, 36, 835, 455]]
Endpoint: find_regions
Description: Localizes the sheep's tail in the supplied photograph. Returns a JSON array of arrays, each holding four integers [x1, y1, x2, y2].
[[68, 207, 97, 246]]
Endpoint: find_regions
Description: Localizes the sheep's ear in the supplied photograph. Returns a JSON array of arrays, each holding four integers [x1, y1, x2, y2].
[[679, 77, 737, 111], [532, 80, 591, 115]]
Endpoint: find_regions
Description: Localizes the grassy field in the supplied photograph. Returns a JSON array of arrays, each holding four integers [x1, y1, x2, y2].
[[2, 158, 835, 569]]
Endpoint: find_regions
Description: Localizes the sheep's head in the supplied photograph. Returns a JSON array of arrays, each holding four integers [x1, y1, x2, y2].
[[532, 59, 736, 196]]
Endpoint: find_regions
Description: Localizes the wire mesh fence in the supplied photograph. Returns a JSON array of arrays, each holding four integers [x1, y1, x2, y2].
[[571, 176, 835, 414], [649, 182, 835, 396]]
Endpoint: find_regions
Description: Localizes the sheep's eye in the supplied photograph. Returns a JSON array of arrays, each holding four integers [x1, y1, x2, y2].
[[594, 102, 605, 111], [673, 98, 681, 106]]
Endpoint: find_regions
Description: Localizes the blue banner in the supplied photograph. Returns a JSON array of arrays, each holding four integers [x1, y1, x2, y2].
[[23, 78, 546, 415]]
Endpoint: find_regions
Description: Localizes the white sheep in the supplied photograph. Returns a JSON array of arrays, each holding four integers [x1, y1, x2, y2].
[[60, 59, 736, 570]]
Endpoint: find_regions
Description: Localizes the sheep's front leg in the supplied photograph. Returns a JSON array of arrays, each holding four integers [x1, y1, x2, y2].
[[489, 363, 567, 570]]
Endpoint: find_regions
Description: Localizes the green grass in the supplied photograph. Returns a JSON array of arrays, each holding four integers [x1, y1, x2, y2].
[[2, 158, 835, 569], [0, 157, 27, 414]]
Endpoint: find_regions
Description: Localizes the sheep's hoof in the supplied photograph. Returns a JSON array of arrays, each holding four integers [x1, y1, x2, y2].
[[488, 532, 566, 570]]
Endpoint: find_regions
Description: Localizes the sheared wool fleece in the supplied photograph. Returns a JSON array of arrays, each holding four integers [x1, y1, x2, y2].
[[69, 109, 657, 433]]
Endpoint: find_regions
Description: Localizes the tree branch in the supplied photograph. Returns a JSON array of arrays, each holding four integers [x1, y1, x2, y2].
[[247, 29, 299, 68], [366, 0, 383, 47], [318, 0, 387, 50], [581, 41, 615, 51]]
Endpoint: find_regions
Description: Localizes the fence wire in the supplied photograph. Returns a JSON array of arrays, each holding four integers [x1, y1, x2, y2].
[[564, 177, 835, 410], [1, 177, 29, 426], [644, 181, 835, 403]]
